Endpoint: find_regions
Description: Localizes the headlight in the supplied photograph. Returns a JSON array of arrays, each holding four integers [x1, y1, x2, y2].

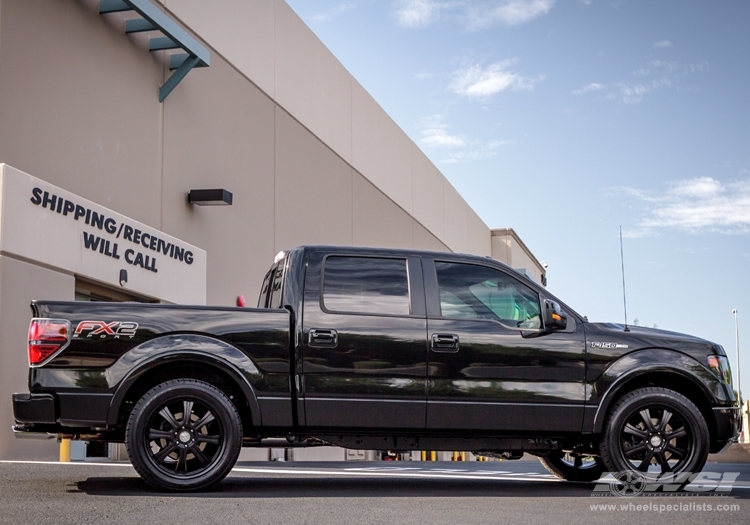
[[707, 355, 733, 386]]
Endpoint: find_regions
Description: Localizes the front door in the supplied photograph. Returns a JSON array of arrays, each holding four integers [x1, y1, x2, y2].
[[424, 258, 586, 433], [301, 251, 428, 429]]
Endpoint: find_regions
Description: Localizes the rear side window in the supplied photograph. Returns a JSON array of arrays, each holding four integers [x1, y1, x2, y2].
[[257, 267, 274, 308], [257, 256, 287, 309], [322, 256, 410, 316]]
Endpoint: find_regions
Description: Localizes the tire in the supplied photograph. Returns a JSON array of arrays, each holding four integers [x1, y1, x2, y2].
[[126, 379, 242, 492], [599, 387, 709, 486], [538, 451, 606, 482]]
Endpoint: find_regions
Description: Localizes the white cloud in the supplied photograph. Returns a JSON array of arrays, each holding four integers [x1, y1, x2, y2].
[[418, 115, 510, 163], [451, 59, 540, 98], [462, 0, 556, 30], [312, 2, 358, 22], [393, 0, 555, 30], [654, 40, 673, 48], [575, 59, 707, 104], [395, 0, 442, 27], [420, 115, 466, 147], [572, 82, 606, 94], [619, 176, 750, 236]]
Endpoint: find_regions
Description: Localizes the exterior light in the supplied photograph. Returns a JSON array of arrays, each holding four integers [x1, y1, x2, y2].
[[187, 189, 233, 206]]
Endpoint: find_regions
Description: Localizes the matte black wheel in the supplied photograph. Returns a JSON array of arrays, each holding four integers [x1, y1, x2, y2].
[[539, 451, 605, 482], [126, 379, 242, 492], [599, 387, 709, 485]]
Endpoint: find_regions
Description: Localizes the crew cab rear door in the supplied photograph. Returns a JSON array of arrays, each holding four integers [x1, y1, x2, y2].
[[300, 250, 428, 429], [423, 257, 586, 433]]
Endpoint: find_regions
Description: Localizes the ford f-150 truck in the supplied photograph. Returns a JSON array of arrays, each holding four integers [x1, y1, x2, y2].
[[12, 246, 741, 491]]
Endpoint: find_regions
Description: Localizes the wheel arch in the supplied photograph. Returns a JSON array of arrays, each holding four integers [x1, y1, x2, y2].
[[592, 368, 717, 446], [106, 336, 262, 433]]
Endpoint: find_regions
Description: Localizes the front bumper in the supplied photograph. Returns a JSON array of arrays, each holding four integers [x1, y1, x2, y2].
[[710, 406, 742, 453]]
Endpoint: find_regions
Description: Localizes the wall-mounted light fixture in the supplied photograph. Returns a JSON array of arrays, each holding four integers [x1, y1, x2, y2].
[[187, 189, 233, 206]]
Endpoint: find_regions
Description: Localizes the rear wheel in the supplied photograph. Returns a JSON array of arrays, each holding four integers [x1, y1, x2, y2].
[[126, 379, 242, 492], [538, 451, 605, 482], [599, 387, 709, 486]]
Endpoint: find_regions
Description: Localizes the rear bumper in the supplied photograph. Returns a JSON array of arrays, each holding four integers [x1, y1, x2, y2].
[[710, 406, 742, 453], [12, 393, 56, 424], [13, 391, 112, 427]]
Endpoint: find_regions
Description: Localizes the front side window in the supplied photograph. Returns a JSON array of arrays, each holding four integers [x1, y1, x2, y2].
[[322, 256, 410, 315], [435, 262, 541, 329]]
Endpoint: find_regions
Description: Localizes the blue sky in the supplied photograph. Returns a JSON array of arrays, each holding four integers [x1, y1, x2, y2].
[[286, 0, 750, 398]]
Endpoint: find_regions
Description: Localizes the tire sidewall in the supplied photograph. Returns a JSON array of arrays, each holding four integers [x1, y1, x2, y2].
[[126, 380, 242, 492], [539, 452, 605, 482]]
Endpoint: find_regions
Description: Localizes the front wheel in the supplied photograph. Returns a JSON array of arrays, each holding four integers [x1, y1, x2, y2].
[[538, 451, 605, 482], [126, 379, 242, 492], [599, 387, 709, 486]]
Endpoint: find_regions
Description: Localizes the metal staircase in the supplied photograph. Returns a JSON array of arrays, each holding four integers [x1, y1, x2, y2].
[[99, 0, 210, 102]]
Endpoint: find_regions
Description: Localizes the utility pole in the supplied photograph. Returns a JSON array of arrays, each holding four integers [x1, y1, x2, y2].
[[733, 309, 743, 443]]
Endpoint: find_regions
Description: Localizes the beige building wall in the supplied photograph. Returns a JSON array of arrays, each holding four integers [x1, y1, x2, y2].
[[0, 256, 74, 459], [491, 228, 546, 285], [0, 0, 542, 459], [159, 0, 490, 257]]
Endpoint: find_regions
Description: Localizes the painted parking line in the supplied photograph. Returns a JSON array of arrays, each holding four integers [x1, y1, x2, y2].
[[3, 460, 749, 489], [230, 466, 559, 483]]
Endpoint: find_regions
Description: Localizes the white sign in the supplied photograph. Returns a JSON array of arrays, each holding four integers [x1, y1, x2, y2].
[[0, 164, 206, 304]]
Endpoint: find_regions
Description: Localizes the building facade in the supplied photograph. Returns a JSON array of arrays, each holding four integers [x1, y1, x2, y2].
[[0, 0, 545, 460]]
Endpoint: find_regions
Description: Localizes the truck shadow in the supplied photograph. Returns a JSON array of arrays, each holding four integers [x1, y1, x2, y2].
[[77, 476, 609, 498]]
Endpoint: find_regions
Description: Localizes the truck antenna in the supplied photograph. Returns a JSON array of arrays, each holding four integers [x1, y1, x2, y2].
[[620, 226, 630, 332]]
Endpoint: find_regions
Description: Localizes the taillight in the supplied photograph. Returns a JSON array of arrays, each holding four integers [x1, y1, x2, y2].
[[28, 318, 70, 366]]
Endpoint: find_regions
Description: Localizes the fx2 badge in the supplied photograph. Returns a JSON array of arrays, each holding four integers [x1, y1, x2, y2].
[[74, 320, 139, 339]]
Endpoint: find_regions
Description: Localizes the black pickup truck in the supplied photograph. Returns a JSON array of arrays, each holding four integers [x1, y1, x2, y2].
[[12, 246, 740, 491]]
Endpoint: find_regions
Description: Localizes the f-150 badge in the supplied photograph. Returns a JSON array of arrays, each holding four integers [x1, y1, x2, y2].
[[590, 342, 629, 349], [74, 321, 139, 339]]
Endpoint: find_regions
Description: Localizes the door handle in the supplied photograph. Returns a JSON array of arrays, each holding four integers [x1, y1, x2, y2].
[[309, 329, 338, 348], [431, 333, 459, 353]]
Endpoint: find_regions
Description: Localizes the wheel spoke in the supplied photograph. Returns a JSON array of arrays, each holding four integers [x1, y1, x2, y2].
[[624, 423, 648, 438], [159, 406, 180, 430], [655, 451, 672, 473], [665, 427, 687, 440], [637, 450, 654, 471], [639, 409, 655, 431], [190, 444, 211, 467], [196, 434, 221, 446], [176, 447, 188, 472], [148, 429, 174, 442], [665, 444, 686, 459], [657, 410, 673, 432], [153, 442, 179, 464], [622, 442, 648, 458], [182, 401, 194, 426], [192, 410, 215, 430]]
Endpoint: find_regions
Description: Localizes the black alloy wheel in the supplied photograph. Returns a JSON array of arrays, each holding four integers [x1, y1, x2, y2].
[[600, 387, 709, 486], [126, 379, 242, 492], [538, 451, 606, 482]]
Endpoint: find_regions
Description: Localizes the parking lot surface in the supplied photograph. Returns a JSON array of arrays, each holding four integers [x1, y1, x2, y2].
[[1, 459, 749, 525]]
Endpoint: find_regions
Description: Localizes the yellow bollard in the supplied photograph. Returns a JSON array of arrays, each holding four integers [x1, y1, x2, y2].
[[421, 450, 426, 461], [460, 451, 466, 461], [59, 438, 71, 462], [430, 451, 436, 461]]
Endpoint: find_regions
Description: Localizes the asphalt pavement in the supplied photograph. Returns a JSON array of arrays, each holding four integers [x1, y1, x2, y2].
[[1, 459, 749, 525]]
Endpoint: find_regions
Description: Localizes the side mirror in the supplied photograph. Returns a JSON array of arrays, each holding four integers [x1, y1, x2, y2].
[[543, 299, 567, 331]]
